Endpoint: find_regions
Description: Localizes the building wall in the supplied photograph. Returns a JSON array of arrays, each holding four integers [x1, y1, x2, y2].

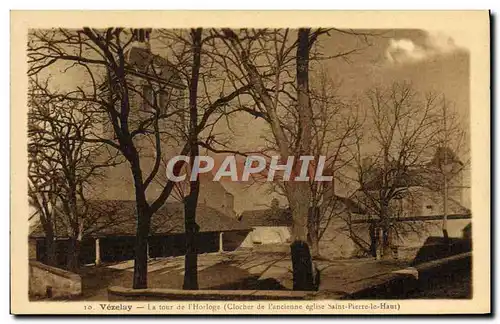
[[29, 260, 82, 299], [319, 221, 365, 259], [240, 226, 291, 248], [90, 54, 187, 202], [399, 187, 468, 217]]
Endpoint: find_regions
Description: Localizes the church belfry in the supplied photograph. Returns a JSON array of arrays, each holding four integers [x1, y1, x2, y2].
[[132, 28, 152, 43]]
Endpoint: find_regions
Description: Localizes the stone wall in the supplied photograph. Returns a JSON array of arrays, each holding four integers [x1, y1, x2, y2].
[[319, 218, 471, 260], [319, 223, 369, 259], [28, 238, 37, 260], [28, 261, 81, 299]]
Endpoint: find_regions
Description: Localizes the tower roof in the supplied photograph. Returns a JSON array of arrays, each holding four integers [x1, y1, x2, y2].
[[124, 45, 185, 89], [428, 147, 464, 167]]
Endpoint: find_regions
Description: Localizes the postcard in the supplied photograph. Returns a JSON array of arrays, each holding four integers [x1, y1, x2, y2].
[[10, 10, 490, 315]]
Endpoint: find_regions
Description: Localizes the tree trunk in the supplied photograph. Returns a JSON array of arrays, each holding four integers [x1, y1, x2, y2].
[[369, 221, 377, 258], [41, 220, 57, 266], [307, 207, 320, 258], [289, 28, 316, 291], [442, 102, 450, 244], [182, 27, 203, 290], [124, 139, 152, 289], [379, 200, 394, 259], [381, 227, 392, 259], [442, 169, 450, 243], [183, 192, 199, 290], [45, 236, 57, 266], [133, 203, 151, 289], [291, 241, 314, 291], [67, 237, 81, 272], [290, 191, 314, 290], [289, 184, 315, 291]]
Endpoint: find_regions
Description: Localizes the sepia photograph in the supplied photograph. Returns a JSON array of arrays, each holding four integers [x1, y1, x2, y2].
[[10, 10, 490, 315]]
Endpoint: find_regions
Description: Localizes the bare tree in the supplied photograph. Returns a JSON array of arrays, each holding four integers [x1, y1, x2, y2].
[[205, 27, 373, 289], [259, 68, 363, 258], [424, 97, 470, 242], [306, 69, 363, 257], [155, 28, 256, 289], [213, 28, 326, 290], [28, 78, 118, 270], [28, 89, 60, 266], [349, 82, 443, 259], [182, 28, 203, 290], [28, 27, 192, 287]]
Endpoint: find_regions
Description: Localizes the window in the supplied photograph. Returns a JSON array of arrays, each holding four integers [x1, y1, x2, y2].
[[158, 90, 169, 114], [142, 85, 155, 112], [142, 86, 170, 114]]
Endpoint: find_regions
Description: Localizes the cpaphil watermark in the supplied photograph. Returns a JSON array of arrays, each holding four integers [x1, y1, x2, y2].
[[166, 155, 333, 182]]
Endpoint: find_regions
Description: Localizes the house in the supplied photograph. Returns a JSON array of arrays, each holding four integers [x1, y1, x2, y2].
[[348, 146, 471, 259], [29, 200, 252, 267]]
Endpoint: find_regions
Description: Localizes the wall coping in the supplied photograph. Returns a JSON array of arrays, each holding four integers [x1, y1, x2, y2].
[[29, 260, 81, 281], [108, 286, 316, 300], [414, 251, 471, 272]]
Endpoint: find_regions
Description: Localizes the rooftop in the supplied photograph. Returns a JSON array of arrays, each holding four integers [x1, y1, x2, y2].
[[29, 200, 251, 239], [238, 195, 366, 227]]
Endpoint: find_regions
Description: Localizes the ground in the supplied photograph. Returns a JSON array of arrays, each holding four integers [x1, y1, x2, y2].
[[77, 250, 412, 300]]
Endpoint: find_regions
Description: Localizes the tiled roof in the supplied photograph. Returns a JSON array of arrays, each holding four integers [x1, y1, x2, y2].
[[29, 200, 251, 239], [239, 195, 366, 227]]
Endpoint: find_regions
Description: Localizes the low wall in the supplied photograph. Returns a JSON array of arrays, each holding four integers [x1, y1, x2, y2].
[[108, 286, 315, 301], [342, 252, 472, 299], [29, 260, 82, 299]]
